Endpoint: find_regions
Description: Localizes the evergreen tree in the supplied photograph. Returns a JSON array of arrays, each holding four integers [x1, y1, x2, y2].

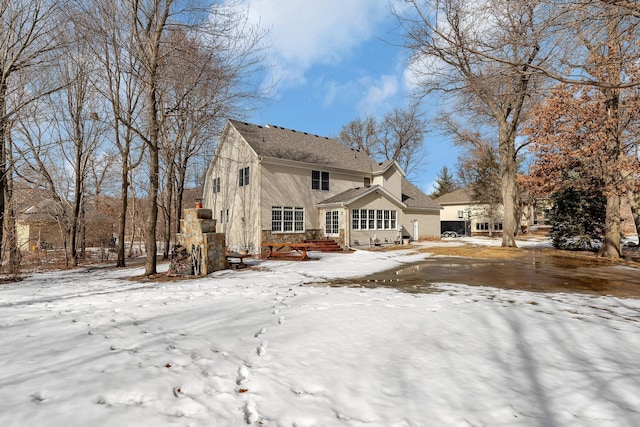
[[550, 188, 606, 251], [431, 166, 458, 198]]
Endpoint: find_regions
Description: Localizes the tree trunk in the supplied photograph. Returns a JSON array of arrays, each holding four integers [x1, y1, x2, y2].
[[597, 15, 624, 258], [69, 139, 83, 268], [599, 193, 622, 257], [4, 135, 18, 274], [627, 190, 640, 246], [0, 82, 7, 264], [162, 160, 174, 260], [144, 83, 159, 276], [117, 156, 128, 267], [498, 127, 520, 247]]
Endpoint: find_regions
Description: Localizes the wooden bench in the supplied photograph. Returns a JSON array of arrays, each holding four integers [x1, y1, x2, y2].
[[226, 252, 251, 269], [261, 243, 314, 260]]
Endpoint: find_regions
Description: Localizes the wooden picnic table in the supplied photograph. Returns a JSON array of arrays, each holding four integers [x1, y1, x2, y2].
[[226, 252, 251, 269], [261, 242, 314, 260]]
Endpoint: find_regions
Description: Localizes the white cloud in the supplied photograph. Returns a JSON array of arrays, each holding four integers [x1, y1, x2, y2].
[[356, 74, 399, 115], [230, 0, 390, 87]]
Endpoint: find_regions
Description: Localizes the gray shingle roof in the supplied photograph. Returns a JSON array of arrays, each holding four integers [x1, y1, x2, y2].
[[401, 179, 442, 210], [319, 186, 380, 205], [229, 119, 379, 172], [434, 187, 474, 205]]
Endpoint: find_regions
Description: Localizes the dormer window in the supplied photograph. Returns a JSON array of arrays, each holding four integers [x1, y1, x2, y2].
[[312, 170, 329, 191], [364, 177, 371, 188]]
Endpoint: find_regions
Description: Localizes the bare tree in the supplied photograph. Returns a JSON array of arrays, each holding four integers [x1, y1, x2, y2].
[[338, 115, 379, 157], [379, 102, 429, 178], [78, 0, 147, 267], [46, 12, 107, 266], [338, 103, 430, 179], [126, 0, 179, 275], [395, 0, 545, 247], [1, 0, 64, 267]]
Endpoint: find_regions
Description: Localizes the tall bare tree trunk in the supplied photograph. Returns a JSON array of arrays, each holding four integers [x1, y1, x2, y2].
[[499, 133, 521, 248], [117, 156, 128, 267], [145, 101, 159, 274], [0, 83, 7, 265], [598, 15, 624, 258]]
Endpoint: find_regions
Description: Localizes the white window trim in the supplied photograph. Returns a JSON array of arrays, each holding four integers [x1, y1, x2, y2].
[[352, 209, 398, 230], [272, 206, 305, 233]]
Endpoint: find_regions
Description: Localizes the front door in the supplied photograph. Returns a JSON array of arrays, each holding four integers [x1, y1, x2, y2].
[[325, 210, 339, 236]]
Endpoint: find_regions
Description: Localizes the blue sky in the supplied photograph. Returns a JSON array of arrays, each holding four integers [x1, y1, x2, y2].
[[235, 0, 460, 194]]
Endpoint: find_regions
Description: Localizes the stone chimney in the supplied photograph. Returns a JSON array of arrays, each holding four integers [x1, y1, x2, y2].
[[176, 208, 226, 274]]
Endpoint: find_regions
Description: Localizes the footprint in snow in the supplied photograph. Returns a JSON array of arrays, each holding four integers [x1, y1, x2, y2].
[[278, 316, 285, 325], [243, 400, 259, 424], [236, 365, 250, 385], [256, 342, 267, 356], [254, 327, 267, 337]]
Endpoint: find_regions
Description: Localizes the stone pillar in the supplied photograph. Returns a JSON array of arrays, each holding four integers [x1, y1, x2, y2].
[[176, 208, 227, 274]]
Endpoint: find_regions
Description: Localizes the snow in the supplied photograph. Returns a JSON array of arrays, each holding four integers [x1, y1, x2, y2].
[[1, 240, 640, 426]]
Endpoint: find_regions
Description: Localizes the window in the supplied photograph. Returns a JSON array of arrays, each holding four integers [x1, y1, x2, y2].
[[351, 209, 397, 230], [219, 209, 229, 224], [476, 222, 489, 231], [325, 210, 339, 235], [272, 206, 304, 233], [312, 170, 329, 191], [364, 177, 371, 188], [238, 167, 249, 187], [212, 177, 221, 193], [294, 208, 304, 231], [494, 222, 503, 231]]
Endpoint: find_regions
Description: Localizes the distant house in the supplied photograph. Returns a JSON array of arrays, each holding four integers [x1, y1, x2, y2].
[[435, 187, 532, 236], [16, 199, 114, 252], [202, 119, 442, 253]]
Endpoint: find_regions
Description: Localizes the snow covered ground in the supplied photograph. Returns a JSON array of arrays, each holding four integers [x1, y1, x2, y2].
[[1, 239, 639, 426]]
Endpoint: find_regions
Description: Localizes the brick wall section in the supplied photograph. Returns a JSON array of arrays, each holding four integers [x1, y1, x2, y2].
[[177, 208, 227, 274]]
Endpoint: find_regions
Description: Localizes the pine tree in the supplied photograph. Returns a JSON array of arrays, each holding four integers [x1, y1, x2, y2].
[[431, 166, 458, 198], [550, 188, 606, 251]]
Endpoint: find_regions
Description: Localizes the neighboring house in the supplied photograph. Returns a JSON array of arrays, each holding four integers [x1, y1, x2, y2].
[[17, 199, 114, 252], [202, 119, 442, 253], [435, 187, 532, 236]]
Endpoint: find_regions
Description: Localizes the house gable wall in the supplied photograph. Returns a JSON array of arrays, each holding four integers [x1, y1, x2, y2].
[[348, 191, 403, 245], [372, 165, 402, 197], [203, 125, 261, 252]]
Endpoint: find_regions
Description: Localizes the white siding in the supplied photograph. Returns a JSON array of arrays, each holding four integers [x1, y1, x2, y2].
[[203, 127, 261, 252]]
